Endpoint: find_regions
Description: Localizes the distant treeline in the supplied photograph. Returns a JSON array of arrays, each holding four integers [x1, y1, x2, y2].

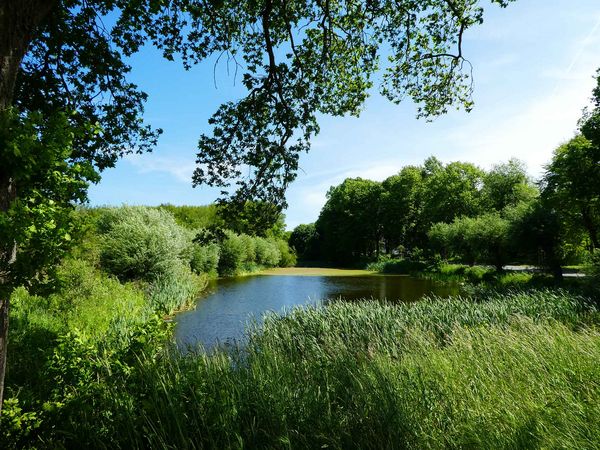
[[291, 144, 600, 276]]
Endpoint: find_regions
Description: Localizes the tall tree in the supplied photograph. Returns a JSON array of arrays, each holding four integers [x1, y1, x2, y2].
[[543, 135, 600, 250], [316, 178, 382, 263], [421, 159, 485, 225], [380, 166, 425, 253], [481, 158, 537, 211], [580, 68, 600, 148]]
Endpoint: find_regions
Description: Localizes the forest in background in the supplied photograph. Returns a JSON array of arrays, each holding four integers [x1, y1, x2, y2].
[[291, 135, 599, 278]]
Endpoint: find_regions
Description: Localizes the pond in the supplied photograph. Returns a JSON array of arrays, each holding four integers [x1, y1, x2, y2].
[[175, 269, 458, 350]]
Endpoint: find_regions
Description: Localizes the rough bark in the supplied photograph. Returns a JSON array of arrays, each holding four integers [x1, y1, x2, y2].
[[0, 0, 57, 413], [0, 174, 16, 413]]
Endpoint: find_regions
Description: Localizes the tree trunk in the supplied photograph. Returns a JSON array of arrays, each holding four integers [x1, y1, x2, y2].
[[0, 175, 16, 413], [0, 0, 56, 413]]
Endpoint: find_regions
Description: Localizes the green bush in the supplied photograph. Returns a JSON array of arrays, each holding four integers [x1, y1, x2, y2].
[[11, 259, 150, 344], [146, 263, 207, 315], [98, 206, 192, 281], [366, 257, 427, 274], [190, 243, 220, 276], [254, 237, 281, 267], [218, 231, 246, 275], [276, 239, 297, 267]]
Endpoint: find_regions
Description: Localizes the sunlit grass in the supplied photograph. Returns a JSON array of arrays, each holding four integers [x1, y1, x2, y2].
[[260, 267, 377, 276]]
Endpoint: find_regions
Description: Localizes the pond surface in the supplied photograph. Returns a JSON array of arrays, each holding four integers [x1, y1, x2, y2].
[[175, 271, 458, 350]]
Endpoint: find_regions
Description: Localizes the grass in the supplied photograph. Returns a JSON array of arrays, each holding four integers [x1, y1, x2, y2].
[[6, 286, 600, 449], [365, 258, 428, 274], [259, 267, 376, 276], [122, 290, 599, 449]]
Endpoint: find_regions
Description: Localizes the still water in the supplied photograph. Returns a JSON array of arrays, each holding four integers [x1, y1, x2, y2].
[[175, 272, 458, 350]]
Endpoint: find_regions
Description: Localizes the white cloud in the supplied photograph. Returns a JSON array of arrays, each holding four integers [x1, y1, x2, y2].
[[125, 153, 196, 183]]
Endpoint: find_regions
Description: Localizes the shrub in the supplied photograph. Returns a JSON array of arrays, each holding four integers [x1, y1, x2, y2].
[[11, 259, 150, 344], [190, 243, 220, 276], [98, 206, 192, 281], [276, 239, 297, 267], [146, 263, 207, 314], [366, 257, 427, 274], [255, 237, 281, 267], [217, 231, 246, 275]]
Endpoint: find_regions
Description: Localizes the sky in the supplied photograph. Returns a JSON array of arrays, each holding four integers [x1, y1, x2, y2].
[[88, 0, 600, 229]]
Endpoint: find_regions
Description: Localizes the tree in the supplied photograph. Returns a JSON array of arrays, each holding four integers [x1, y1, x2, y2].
[[380, 166, 425, 254], [217, 201, 287, 238], [1, 1, 162, 410], [421, 159, 485, 225], [481, 158, 537, 211], [316, 178, 382, 263], [429, 213, 510, 270], [507, 199, 568, 279], [0, 0, 515, 411], [289, 223, 319, 261], [580, 68, 600, 148], [543, 135, 600, 250]]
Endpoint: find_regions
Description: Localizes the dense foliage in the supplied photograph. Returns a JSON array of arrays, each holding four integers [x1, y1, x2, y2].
[[299, 156, 538, 266], [1, 203, 296, 444], [297, 139, 597, 278]]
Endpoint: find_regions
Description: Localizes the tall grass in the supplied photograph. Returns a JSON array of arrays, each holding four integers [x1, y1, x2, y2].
[[5, 287, 599, 449], [146, 264, 208, 315], [126, 291, 600, 449]]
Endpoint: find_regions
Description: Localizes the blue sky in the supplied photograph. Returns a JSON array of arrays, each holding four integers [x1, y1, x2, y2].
[[88, 0, 600, 229]]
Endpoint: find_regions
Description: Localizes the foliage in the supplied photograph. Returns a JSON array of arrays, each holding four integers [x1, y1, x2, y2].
[[146, 264, 207, 315], [543, 135, 600, 250], [217, 231, 250, 275], [380, 166, 425, 252], [580, 68, 600, 148], [254, 237, 281, 267], [481, 158, 537, 211], [14, 3, 161, 169], [289, 223, 319, 260], [429, 212, 510, 270], [275, 238, 297, 267], [420, 158, 485, 225], [315, 156, 542, 266], [585, 249, 600, 279], [507, 199, 570, 278], [186, 1, 516, 208], [98, 206, 193, 281], [0, 110, 99, 292], [218, 201, 287, 238], [158, 204, 223, 230], [190, 243, 220, 276], [5, 259, 151, 404], [365, 257, 427, 274], [316, 178, 383, 263], [216, 230, 292, 274]]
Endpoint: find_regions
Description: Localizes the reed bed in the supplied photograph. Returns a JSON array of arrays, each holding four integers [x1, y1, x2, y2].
[[17, 288, 597, 449]]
